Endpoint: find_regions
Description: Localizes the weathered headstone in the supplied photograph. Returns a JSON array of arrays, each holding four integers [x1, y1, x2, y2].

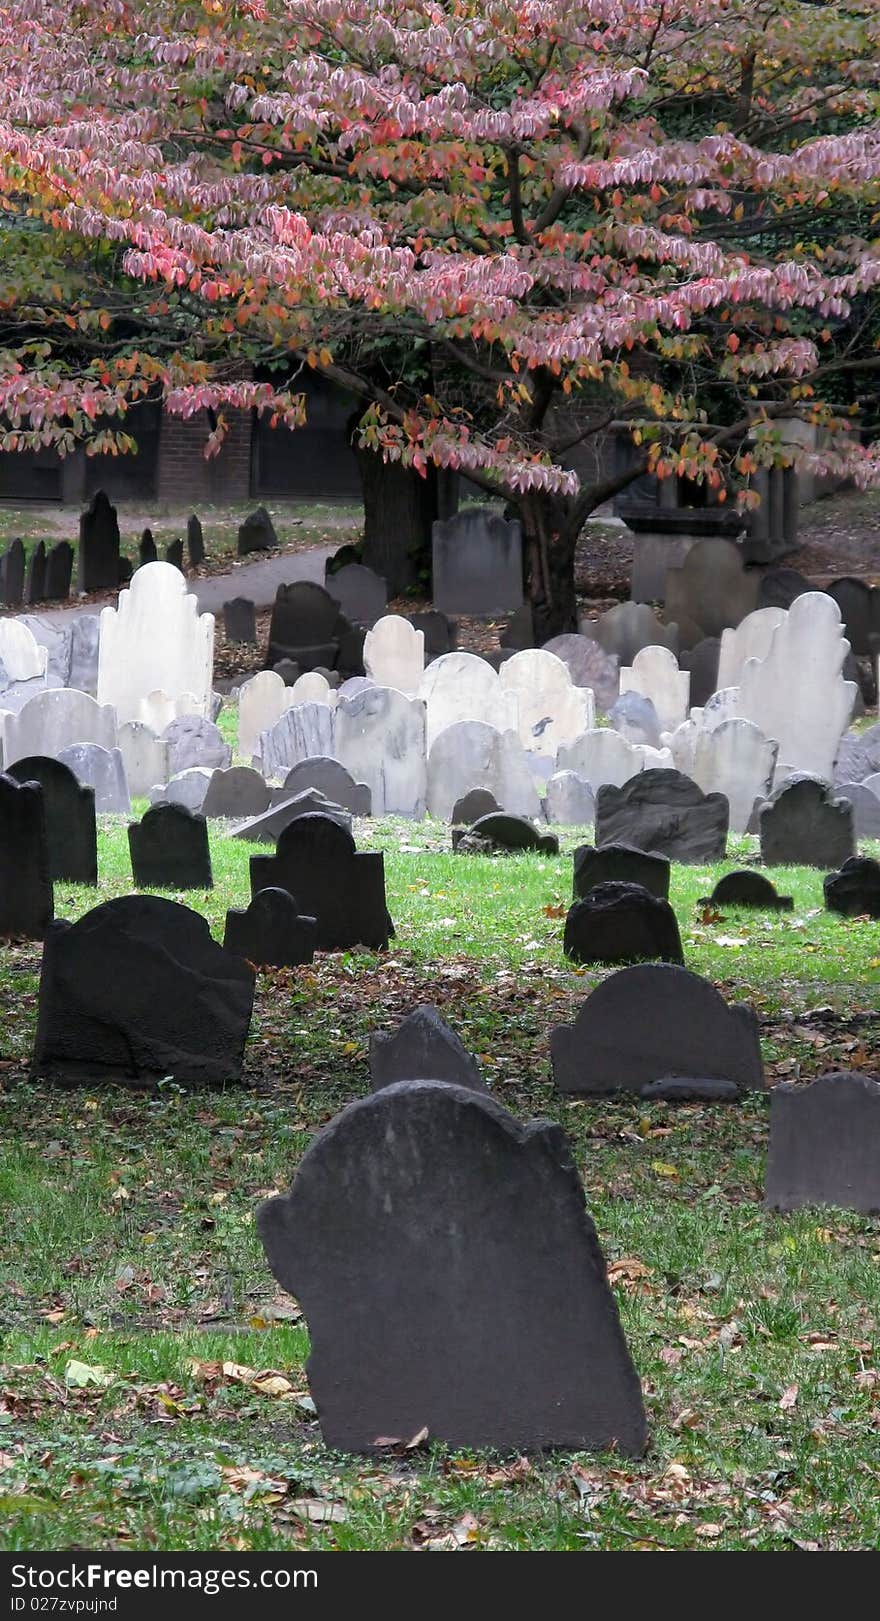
[[0, 539, 26, 607], [419, 652, 518, 750], [0, 620, 48, 682], [6, 757, 96, 885], [233, 790, 351, 844], [58, 743, 131, 814], [426, 721, 540, 822], [25, 541, 47, 606], [98, 561, 214, 726], [573, 842, 670, 900], [453, 813, 558, 855], [272, 658, 302, 686], [595, 769, 729, 863], [619, 646, 690, 734], [370, 1006, 485, 1093], [223, 597, 257, 645], [238, 670, 291, 759], [187, 513, 205, 569], [557, 729, 646, 794], [257, 1079, 647, 1455], [765, 1073, 880, 1214], [833, 724, 880, 787], [128, 802, 213, 889], [201, 766, 271, 820], [664, 537, 760, 638], [287, 670, 338, 709], [326, 562, 387, 628], [148, 767, 213, 814], [607, 692, 661, 748], [833, 782, 880, 841], [256, 702, 335, 780], [545, 772, 596, 828], [701, 871, 793, 910], [238, 506, 278, 556], [266, 581, 342, 670], [679, 636, 720, 708], [589, 602, 678, 664], [825, 578, 880, 657], [717, 606, 787, 689], [0, 773, 53, 938], [335, 687, 427, 819], [736, 594, 856, 783], [563, 881, 684, 966], [432, 508, 523, 615], [44, 541, 73, 602], [4, 689, 117, 768], [78, 490, 120, 593], [363, 615, 425, 694], [224, 886, 317, 967], [551, 963, 764, 1097], [450, 787, 501, 825], [409, 610, 457, 660], [758, 776, 855, 869], [542, 635, 619, 714], [164, 715, 231, 777], [68, 616, 100, 696], [117, 721, 168, 800], [499, 603, 535, 652], [691, 718, 777, 834], [279, 757, 371, 817], [499, 649, 594, 757], [250, 813, 392, 951], [823, 856, 880, 919], [33, 895, 254, 1087], [756, 566, 811, 610]]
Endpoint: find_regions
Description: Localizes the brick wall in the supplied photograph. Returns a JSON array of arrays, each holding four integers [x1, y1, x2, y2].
[[156, 406, 253, 504]]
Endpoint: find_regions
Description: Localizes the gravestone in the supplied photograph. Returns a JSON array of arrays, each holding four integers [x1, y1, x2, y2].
[[287, 670, 337, 709], [4, 689, 117, 768], [573, 843, 670, 901], [238, 670, 292, 759], [0, 539, 26, 607], [33, 896, 254, 1087], [370, 1006, 485, 1093], [6, 757, 97, 885], [554, 730, 645, 795], [335, 687, 426, 818], [736, 594, 856, 782], [451, 787, 501, 825], [98, 561, 215, 725], [187, 513, 205, 569], [0, 774, 53, 938], [563, 881, 684, 966], [273, 658, 302, 686], [257, 1079, 647, 1455], [164, 715, 231, 776], [499, 649, 594, 758], [223, 597, 257, 645], [117, 721, 168, 800], [701, 871, 793, 910], [679, 637, 720, 708], [148, 768, 213, 813], [542, 635, 619, 714], [280, 757, 371, 817], [545, 772, 596, 828], [607, 692, 661, 748], [238, 506, 278, 555], [834, 782, 880, 841], [139, 528, 157, 567], [756, 567, 811, 610], [0, 620, 48, 682], [256, 702, 336, 780], [664, 538, 760, 638], [18, 615, 71, 683], [590, 602, 678, 664], [44, 541, 73, 602], [224, 887, 317, 968], [833, 723, 880, 787], [409, 610, 457, 660], [266, 581, 342, 670], [164, 538, 184, 571], [691, 719, 778, 834], [68, 616, 100, 696], [250, 813, 392, 951], [24, 541, 46, 606], [595, 769, 729, 863], [201, 766, 272, 820], [326, 562, 387, 628], [499, 604, 535, 652], [717, 606, 786, 689], [823, 856, 880, 919], [432, 508, 523, 616], [128, 802, 213, 889], [765, 1073, 880, 1214], [551, 963, 764, 1098], [426, 721, 540, 822], [758, 776, 854, 869], [825, 578, 880, 657], [363, 616, 425, 694], [619, 646, 689, 733], [78, 490, 120, 593], [419, 652, 518, 750], [233, 790, 351, 844], [453, 813, 558, 855], [58, 744, 130, 814]]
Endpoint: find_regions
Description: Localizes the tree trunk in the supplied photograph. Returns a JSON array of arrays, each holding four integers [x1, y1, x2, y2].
[[353, 430, 438, 597], [518, 491, 579, 640]]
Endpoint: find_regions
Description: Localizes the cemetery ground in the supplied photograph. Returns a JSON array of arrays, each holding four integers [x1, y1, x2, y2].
[[1, 815, 879, 1552]]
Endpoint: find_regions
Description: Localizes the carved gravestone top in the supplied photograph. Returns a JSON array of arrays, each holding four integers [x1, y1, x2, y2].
[[765, 1073, 880, 1214], [756, 567, 811, 610], [201, 766, 272, 820], [128, 802, 213, 890], [0, 772, 54, 939], [453, 812, 558, 856], [551, 963, 764, 1098], [238, 506, 278, 555], [249, 812, 392, 951], [78, 490, 120, 593], [758, 775, 855, 870], [408, 610, 457, 660], [596, 768, 729, 863], [573, 842, 670, 901], [163, 715, 231, 776], [370, 1006, 485, 1093], [563, 881, 684, 966], [450, 787, 501, 826], [6, 756, 97, 885], [325, 562, 388, 628], [701, 870, 793, 910], [432, 508, 523, 616], [542, 635, 620, 714], [664, 537, 760, 639], [589, 602, 678, 665], [823, 855, 880, 919], [33, 895, 254, 1088], [233, 790, 351, 844], [280, 757, 371, 817], [257, 1079, 647, 1455], [58, 743, 130, 814], [607, 692, 661, 748], [223, 886, 317, 968]]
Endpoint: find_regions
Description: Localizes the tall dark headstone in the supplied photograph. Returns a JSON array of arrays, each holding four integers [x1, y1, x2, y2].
[[370, 1006, 486, 1093], [563, 881, 684, 967], [432, 508, 524, 616], [238, 506, 279, 556], [78, 490, 120, 593], [0, 539, 26, 607], [33, 895, 255, 1088], [765, 1073, 880, 1214], [679, 636, 721, 708], [139, 528, 158, 567], [224, 887, 317, 968], [0, 773, 54, 939], [595, 769, 729, 863], [165, 538, 184, 572], [257, 1080, 647, 1456], [409, 610, 457, 660], [250, 813, 392, 951], [128, 802, 213, 890], [25, 541, 47, 606], [6, 757, 97, 885], [44, 542, 73, 603], [187, 513, 205, 568], [758, 776, 855, 869], [223, 597, 257, 645], [826, 578, 880, 658], [266, 581, 345, 671]]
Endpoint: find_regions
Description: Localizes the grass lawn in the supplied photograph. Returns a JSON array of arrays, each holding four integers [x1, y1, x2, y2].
[[0, 816, 878, 1552]]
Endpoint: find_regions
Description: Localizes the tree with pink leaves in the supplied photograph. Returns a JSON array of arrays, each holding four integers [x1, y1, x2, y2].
[[1, 0, 878, 630]]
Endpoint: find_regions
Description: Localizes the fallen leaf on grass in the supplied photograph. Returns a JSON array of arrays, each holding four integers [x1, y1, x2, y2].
[[696, 1523, 723, 1540], [289, 1499, 348, 1524], [651, 1161, 679, 1179], [542, 904, 566, 918], [64, 1360, 114, 1390], [779, 1384, 799, 1411]]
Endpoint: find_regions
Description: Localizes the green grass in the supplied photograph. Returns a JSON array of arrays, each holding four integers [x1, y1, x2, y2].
[[0, 816, 878, 1551]]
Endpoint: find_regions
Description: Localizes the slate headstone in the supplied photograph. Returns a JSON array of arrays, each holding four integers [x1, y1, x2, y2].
[[223, 597, 257, 645], [78, 490, 120, 593], [68, 616, 100, 696], [279, 757, 371, 817], [409, 610, 457, 660], [834, 781, 880, 841], [128, 802, 213, 890], [25, 541, 47, 605], [238, 506, 279, 556], [0, 539, 26, 607], [272, 658, 302, 686], [44, 541, 73, 603], [6, 757, 96, 886], [450, 787, 501, 825], [758, 776, 855, 869], [757, 567, 810, 610], [679, 636, 721, 708], [826, 577, 880, 657], [148, 767, 213, 814], [544, 772, 596, 828], [590, 602, 678, 664], [257, 1079, 647, 1455], [452, 813, 558, 855], [499, 604, 535, 651], [233, 791, 351, 844], [573, 842, 670, 901], [607, 692, 662, 748], [432, 508, 524, 615], [563, 881, 684, 966], [164, 715, 231, 776], [596, 769, 729, 863], [701, 870, 793, 910], [823, 856, 880, 919], [369, 1006, 485, 1093], [765, 1073, 880, 1214], [542, 634, 619, 714], [164, 538, 184, 572], [223, 886, 317, 968], [139, 528, 158, 567], [187, 513, 205, 569], [325, 562, 387, 628], [58, 743, 131, 814], [0, 773, 53, 939], [249, 813, 392, 951], [201, 766, 272, 820], [266, 581, 341, 670]]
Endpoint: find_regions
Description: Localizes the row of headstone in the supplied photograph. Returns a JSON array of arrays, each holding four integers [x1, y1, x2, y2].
[[0, 539, 74, 606]]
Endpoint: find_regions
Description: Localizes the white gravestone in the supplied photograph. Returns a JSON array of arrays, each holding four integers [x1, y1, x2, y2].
[[556, 729, 647, 794], [363, 615, 425, 695], [336, 687, 427, 818], [545, 772, 597, 827], [499, 649, 595, 758], [426, 721, 541, 821], [418, 653, 519, 752], [288, 671, 338, 709], [717, 607, 787, 690], [4, 688, 117, 767], [0, 620, 48, 682], [692, 719, 779, 834], [619, 646, 690, 734], [735, 593, 857, 784], [97, 561, 214, 725], [117, 720, 169, 798], [238, 670, 294, 761]]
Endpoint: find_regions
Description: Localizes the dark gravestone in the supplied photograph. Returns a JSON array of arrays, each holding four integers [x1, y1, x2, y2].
[[33, 895, 254, 1088], [272, 658, 302, 686], [573, 842, 670, 901], [758, 776, 854, 869], [118, 557, 133, 586], [370, 1005, 486, 1093], [607, 691, 662, 748], [552, 963, 764, 1099], [499, 604, 535, 651], [78, 490, 120, 592], [701, 870, 793, 910], [280, 757, 371, 817], [25, 541, 47, 605], [765, 1073, 880, 1214], [664, 538, 759, 638], [187, 513, 205, 568], [833, 723, 880, 786], [757, 567, 810, 610], [224, 887, 317, 968], [223, 597, 257, 645], [409, 610, 457, 660], [826, 578, 880, 657], [325, 563, 387, 628], [0, 773, 54, 939], [233, 791, 351, 844], [336, 616, 366, 678], [238, 506, 279, 556], [325, 542, 361, 576], [266, 581, 341, 671], [834, 781, 880, 840], [139, 528, 158, 567], [679, 636, 720, 708], [0, 539, 26, 607], [128, 802, 213, 890], [165, 538, 184, 572], [250, 813, 392, 951], [257, 1080, 647, 1456], [563, 881, 684, 967], [201, 767, 271, 820], [452, 813, 558, 855], [596, 769, 729, 863], [451, 787, 501, 826], [823, 856, 880, 919], [543, 635, 619, 714], [44, 541, 73, 602], [6, 757, 97, 885], [432, 508, 523, 616]]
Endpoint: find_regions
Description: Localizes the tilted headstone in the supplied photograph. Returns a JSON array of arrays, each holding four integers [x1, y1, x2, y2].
[[563, 881, 683, 966], [256, 702, 335, 780], [834, 782, 880, 841], [450, 787, 501, 825], [233, 790, 351, 844], [238, 506, 278, 555], [335, 686, 426, 819], [0, 539, 26, 607], [370, 1006, 485, 1093], [201, 766, 271, 820], [128, 802, 213, 890], [716, 606, 787, 690], [596, 769, 729, 863], [148, 767, 213, 814], [691, 718, 778, 835], [139, 528, 158, 567], [573, 842, 670, 900], [0, 773, 53, 938], [187, 513, 205, 569], [25, 541, 47, 606], [701, 870, 793, 910], [33, 895, 254, 1087], [663, 537, 760, 639], [823, 856, 880, 919], [551, 964, 764, 1098], [619, 646, 689, 734], [4, 689, 117, 768], [607, 691, 661, 748], [58, 743, 130, 814], [98, 561, 214, 726], [418, 652, 518, 751], [679, 636, 720, 708], [545, 772, 596, 828], [589, 602, 678, 664], [280, 757, 371, 817], [250, 813, 392, 951], [499, 649, 594, 758], [758, 775, 855, 869], [257, 1079, 647, 1455], [266, 581, 340, 670], [453, 812, 558, 856], [363, 615, 425, 694], [765, 1073, 880, 1214], [6, 757, 96, 885], [78, 490, 120, 593], [164, 538, 184, 571], [736, 593, 856, 783], [224, 886, 317, 968], [432, 508, 523, 615], [0, 620, 48, 683], [44, 541, 73, 603], [426, 720, 540, 822], [326, 562, 387, 628], [223, 597, 257, 645], [163, 715, 231, 777], [542, 634, 619, 714], [117, 721, 168, 800], [557, 729, 647, 794]]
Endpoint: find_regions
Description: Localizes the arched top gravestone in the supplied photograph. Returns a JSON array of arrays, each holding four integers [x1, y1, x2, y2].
[[98, 561, 215, 726], [664, 537, 760, 639], [128, 802, 213, 890], [0, 773, 54, 938], [257, 1079, 647, 1456], [6, 756, 97, 885], [224, 886, 317, 968], [431, 508, 523, 616], [596, 769, 729, 863], [249, 812, 392, 951], [369, 1006, 485, 1093], [765, 1073, 880, 1214]]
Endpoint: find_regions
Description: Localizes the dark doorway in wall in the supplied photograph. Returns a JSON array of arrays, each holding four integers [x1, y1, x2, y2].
[[0, 444, 63, 502], [251, 372, 362, 500]]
